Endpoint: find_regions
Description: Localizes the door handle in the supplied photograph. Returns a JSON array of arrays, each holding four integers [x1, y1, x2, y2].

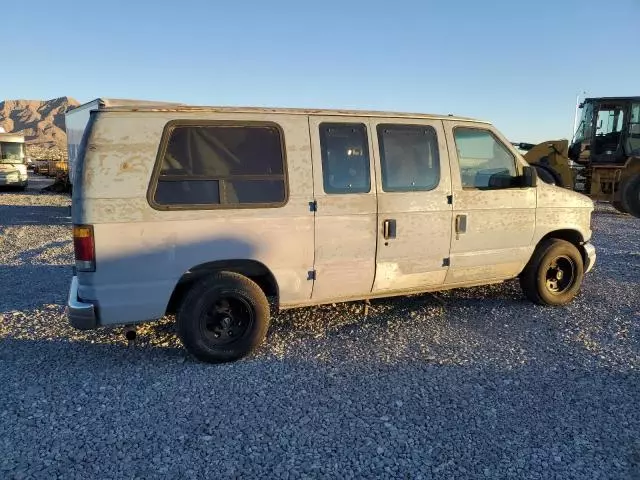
[[455, 214, 467, 240], [383, 219, 396, 240]]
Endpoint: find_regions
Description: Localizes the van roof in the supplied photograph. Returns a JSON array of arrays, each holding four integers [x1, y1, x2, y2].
[[81, 98, 488, 123], [73, 98, 186, 109]]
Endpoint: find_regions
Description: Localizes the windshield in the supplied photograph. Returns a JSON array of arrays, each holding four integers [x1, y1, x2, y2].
[[596, 105, 625, 136], [572, 101, 594, 144], [0, 142, 25, 164]]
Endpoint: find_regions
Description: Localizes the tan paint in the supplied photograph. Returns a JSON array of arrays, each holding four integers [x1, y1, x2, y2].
[[534, 181, 593, 243], [307, 115, 378, 301], [98, 104, 486, 123], [370, 118, 453, 291], [71, 106, 596, 328], [77, 111, 316, 324], [444, 248, 532, 283], [281, 277, 506, 309], [443, 120, 537, 283], [85, 215, 314, 319], [621, 156, 640, 177]]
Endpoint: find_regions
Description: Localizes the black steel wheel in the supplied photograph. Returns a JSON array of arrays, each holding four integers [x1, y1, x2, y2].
[[201, 297, 254, 346], [520, 238, 584, 306], [544, 255, 576, 295], [177, 272, 270, 363]]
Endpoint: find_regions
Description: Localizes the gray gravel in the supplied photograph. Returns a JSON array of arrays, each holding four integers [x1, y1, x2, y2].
[[1, 175, 639, 479]]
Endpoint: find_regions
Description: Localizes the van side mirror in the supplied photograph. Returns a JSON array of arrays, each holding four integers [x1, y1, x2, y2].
[[522, 165, 537, 188]]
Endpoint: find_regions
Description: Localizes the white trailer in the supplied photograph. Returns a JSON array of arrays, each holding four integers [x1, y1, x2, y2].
[[0, 132, 28, 189], [65, 98, 184, 186]]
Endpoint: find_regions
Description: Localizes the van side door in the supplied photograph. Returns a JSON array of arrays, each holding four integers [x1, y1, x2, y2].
[[371, 119, 453, 293], [443, 120, 536, 284], [308, 116, 378, 302]]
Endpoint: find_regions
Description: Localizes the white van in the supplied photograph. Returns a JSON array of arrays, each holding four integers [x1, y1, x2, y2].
[[66, 100, 596, 363]]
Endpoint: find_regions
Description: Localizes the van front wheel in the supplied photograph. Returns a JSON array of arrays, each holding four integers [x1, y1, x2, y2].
[[177, 272, 270, 363], [519, 239, 584, 306]]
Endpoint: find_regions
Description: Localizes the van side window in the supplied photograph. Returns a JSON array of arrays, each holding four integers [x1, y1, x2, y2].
[[152, 124, 287, 207], [319, 123, 371, 194], [453, 128, 519, 189], [377, 124, 440, 192]]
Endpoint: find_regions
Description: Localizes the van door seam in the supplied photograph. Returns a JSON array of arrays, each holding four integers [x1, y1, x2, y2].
[[369, 118, 380, 293], [307, 115, 317, 298], [440, 119, 456, 269]]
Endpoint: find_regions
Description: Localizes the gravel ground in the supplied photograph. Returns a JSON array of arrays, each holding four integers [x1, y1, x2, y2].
[[1, 174, 639, 479]]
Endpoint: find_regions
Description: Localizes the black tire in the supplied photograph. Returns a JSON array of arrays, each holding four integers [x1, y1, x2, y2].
[[177, 271, 270, 363], [620, 174, 640, 218], [519, 238, 584, 306], [611, 200, 628, 214]]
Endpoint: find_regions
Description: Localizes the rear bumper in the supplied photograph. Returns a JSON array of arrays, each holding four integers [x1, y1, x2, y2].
[[582, 242, 596, 274], [66, 276, 98, 330], [66, 276, 172, 327]]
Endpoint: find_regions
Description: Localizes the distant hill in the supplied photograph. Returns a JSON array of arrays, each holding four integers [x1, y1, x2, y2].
[[0, 97, 79, 158]]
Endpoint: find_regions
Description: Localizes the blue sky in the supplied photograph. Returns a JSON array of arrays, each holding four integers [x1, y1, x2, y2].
[[3, 0, 638, 142]]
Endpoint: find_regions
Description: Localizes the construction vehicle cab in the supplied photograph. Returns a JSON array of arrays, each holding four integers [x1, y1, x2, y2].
[[522, 96, 640, 218], [571, 97, 640, 165]]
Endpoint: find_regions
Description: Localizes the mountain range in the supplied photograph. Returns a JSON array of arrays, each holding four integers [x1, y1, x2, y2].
[[0, 97, 79, 158]]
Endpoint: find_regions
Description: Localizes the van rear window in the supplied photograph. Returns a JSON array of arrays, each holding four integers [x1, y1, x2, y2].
[[150, 123, 287, 208]]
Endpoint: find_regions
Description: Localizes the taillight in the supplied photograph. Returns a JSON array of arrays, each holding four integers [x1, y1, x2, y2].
[[73, 225, 95, 272]]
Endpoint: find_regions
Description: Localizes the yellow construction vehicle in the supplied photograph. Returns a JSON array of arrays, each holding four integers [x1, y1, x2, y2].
[[516, 96, 640, 218]]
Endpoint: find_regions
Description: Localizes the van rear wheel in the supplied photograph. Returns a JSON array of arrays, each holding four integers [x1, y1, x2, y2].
[[519, 238, 584, 306], [177, 272, 270, 363]]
